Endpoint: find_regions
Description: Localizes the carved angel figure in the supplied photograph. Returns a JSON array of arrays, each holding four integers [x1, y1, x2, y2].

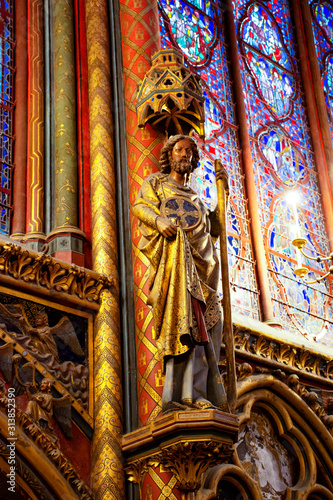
[[0, 304, 84, 364], [0, 303, 88, 408], [25, 378, 72, 445]]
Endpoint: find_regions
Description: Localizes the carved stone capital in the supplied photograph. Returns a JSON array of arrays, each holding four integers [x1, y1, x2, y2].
[[123, 409, 239, 493]]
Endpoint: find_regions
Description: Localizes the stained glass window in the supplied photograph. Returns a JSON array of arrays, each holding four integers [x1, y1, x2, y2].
[[311, 0, 333, 139], [159, 0, 260, 319], [234, 0, 333, 345], [0, 2, 14, 234], [158, 0, 333, 346]]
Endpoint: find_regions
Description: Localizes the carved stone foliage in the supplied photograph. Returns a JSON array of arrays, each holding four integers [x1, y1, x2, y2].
[[233, 325, 333, 381], [127, 441, 233, 493], [123, 409, 239, 495], [0, 241, 112, 304]]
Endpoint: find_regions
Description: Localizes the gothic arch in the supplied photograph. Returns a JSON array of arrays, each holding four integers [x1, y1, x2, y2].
[[0, 409, 80, 499], [199, 374, 333, 499]]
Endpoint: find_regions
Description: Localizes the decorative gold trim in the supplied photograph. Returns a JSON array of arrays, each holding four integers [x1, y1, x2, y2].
[[0, 240, 113, 307], [136, 48, 205, 138], [231, 324, 333, 386]]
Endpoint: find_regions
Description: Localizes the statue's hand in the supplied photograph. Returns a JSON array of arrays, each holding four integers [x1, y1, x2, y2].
[[156, 217, 177, 239], [215, 163, 229, 195]]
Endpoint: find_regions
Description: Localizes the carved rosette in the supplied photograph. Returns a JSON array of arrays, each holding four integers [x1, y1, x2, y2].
[[136, 48, 205, 137]]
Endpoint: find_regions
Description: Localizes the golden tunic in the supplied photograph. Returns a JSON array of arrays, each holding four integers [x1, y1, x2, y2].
[[133, 172, 222, 364]]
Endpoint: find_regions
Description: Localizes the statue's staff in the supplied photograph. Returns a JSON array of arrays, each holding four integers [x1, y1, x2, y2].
[[214, 159, 237, 411]]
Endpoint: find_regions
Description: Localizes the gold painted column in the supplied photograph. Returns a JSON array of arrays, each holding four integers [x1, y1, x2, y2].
[[86, 1, 124, 499], [48, 0, 86, 266], [24, 0, 45, 250]]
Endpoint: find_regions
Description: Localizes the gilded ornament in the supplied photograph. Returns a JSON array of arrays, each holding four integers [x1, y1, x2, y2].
[[233, 325, 333, 383], [275, 343, 297, 366], [136, 48, 205, 137], [0, 241, 112, 304]]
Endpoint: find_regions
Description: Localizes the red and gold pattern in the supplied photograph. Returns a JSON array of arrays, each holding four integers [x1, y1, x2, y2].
[[119, 1, 193, 497], [119, 0, 164, 428]]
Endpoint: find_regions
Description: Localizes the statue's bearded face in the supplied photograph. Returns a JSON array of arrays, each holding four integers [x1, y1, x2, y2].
[[170, 139, 194, 175]]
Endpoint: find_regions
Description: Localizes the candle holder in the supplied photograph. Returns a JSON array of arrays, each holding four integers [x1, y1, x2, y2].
[[292, 238, 333, 284]]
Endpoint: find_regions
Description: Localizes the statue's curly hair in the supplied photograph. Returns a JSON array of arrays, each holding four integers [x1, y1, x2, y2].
[[159, 135, 200, 173]]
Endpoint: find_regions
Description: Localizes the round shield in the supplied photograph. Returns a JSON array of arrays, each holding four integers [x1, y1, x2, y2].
[[160, 196, 202, 231]]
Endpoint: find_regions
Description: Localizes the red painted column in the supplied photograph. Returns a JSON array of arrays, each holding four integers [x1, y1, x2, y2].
[[11, 0, 28, 239], [292, 0, 333, 251], [119, 2, 185, 498]]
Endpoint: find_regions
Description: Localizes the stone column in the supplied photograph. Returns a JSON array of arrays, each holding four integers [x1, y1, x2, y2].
[[24, 0, 45, 251], [48, 0, 86, 265], [86, 1, 124, 499]]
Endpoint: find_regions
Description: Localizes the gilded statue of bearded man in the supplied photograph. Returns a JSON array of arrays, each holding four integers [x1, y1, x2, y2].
[[133, 135, 229, 413]]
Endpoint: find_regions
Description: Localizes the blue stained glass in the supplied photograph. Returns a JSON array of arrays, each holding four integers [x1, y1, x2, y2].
[[314, 1, 333, 44], [311, 0, 333, 137], [0, 2, 14, 234], [258, 128, 305, 186], [203, 88, 224, 138], [241, 3, 295, 120], [158, 0, 217, 65], [241, 4, 293, 70]]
